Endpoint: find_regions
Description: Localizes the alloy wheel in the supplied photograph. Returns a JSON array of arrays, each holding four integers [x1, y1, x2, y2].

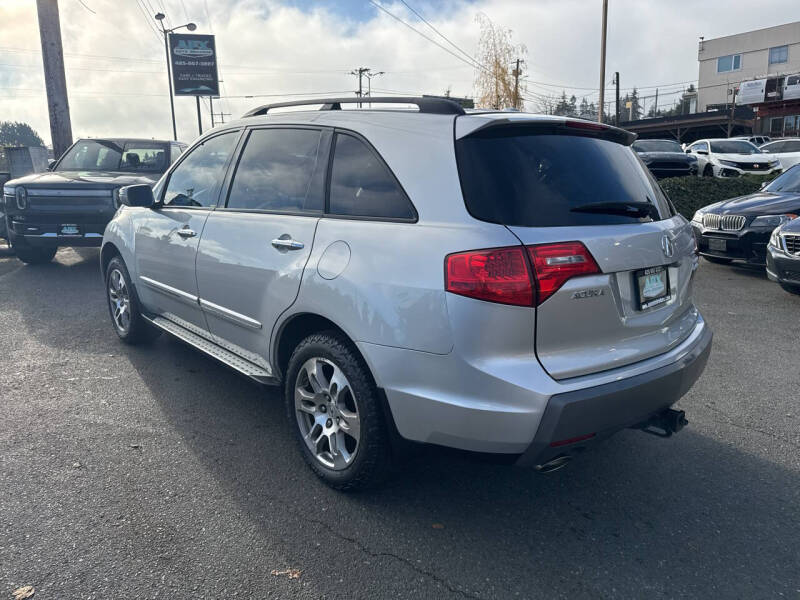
[[108, 268, 131, 333], [294, 357, 361, 470]]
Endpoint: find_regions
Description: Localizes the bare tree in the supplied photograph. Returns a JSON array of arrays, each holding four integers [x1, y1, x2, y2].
[[473, 14, 527, 110]]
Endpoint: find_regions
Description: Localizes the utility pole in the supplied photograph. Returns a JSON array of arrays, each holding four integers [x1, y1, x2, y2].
[[364, 70, 384, 108], [654, 88, 658, 117], [195, 97, 202, 136], [727, 83, 737, 137], [351, 67, 370, 108], [512, 58, 524, 110], [155, 13, 196, 141], [210, 96, 215, 127], [598, 0, 608, 123], [36, 0, 73, 158], [614, 71, 620, 125]]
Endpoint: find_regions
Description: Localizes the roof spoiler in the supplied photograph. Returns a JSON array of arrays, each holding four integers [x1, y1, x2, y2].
[[458, 117, 637, 146], [242, 96, 466, 118]]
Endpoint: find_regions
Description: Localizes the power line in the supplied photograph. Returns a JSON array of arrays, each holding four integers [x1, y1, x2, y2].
[[396, 0, 478, 67], [75, 0, 96, 14]]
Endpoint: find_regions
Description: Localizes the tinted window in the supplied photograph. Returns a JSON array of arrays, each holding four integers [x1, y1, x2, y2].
[[709, 140, 760, 154], [689, 142, 708, 152], [58, 140, 168, 173], [784, 141, 800, 152], [170, 144, 183, 164], [456, 130, 670, 227], [763, 141, 786, 153], [329, 134, 414, 220], [227, 128, 324, 212], [164, 132, 238, 207], [765, 165, 800, 193], [632, 140, 683, 153]]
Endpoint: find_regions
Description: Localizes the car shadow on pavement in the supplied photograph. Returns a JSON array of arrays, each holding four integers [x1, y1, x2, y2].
[[122, 335, 800, 599]]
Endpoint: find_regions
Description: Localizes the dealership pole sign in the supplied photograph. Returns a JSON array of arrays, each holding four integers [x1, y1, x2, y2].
[[169, 33, 219, 96]]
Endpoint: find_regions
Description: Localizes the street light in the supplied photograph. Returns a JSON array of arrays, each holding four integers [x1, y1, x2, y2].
[[365, 71, 384, 108], [155, 13, 197, 140]]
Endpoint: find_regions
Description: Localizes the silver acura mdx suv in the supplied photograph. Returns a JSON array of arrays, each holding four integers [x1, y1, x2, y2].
[[101, 97, 712, 490]]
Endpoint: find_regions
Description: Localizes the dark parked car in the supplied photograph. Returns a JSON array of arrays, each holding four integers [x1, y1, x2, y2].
[[632, 139, 697, 178], [767, 198, 800, 295], [690, 164, 800, 265], [1, 138, 185, 264]]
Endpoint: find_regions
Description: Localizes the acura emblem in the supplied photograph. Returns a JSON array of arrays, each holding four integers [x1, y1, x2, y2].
[[661, 235, 674, 258]]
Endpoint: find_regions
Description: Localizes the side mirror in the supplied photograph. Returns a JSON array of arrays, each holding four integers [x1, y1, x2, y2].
[[119, 184, 155, 207], [684, 149, 692, 154], [47, 159, 56, 171]]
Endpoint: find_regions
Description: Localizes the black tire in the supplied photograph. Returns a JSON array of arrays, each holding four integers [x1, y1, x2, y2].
[[703, 255, 733, 265], [780, 283, 800, 295], [105, 255, 161, 344], [13, 244, 57, 264], [285, 331, 391, 491], [703, 164, 714, 177]]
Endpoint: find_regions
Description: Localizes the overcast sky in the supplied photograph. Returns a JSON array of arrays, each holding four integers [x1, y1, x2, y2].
[[1, 0, 797, 146]]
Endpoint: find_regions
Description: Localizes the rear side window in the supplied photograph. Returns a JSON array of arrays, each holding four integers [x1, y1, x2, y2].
[[227, 128, 324, 212], [456, 130, 670, 227], [328, 133, 415, 220]]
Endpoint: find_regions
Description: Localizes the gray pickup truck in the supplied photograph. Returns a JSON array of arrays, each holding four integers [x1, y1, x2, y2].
[[2, 138, 185, 263]]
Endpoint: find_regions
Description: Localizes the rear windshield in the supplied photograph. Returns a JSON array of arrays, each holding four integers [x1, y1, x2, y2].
[[708, 140, 761, 154], [632, 140, 683, 153], [456, 129, 671, 227]]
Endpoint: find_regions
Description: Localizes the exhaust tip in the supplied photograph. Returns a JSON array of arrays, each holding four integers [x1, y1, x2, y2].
[[535, 455, 572, 473]]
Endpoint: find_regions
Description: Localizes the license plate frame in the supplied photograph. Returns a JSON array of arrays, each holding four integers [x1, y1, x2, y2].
[[707, 238, 727, 252], [635, 265, 670, 310], [59, 224, 81, 236]]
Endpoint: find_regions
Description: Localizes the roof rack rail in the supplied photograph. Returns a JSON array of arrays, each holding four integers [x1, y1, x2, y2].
[[242, 96, 466, 118]]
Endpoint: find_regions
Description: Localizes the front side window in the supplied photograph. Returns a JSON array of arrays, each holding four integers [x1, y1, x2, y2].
[[689, 142, 709, 153], [717, 54, 741, 73], [163, 131, 238, 208], [763, 141, 785, 153], [769, 45, 788, 65], [328, 134, 415, 220], [227, 128, 324, 212]]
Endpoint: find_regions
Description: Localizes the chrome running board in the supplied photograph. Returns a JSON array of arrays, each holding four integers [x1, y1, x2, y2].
[[145, 315, 276, 384]]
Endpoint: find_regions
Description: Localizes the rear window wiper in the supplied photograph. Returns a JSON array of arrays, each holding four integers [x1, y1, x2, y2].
[[570, 201, 658, 219]]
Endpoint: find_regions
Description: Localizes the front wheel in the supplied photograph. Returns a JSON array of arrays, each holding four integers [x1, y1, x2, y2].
[[780, 283, 800, 296], [285, 332, 391, 491], [702, 164, 714, 177], [14, 244, 57, 264], [105, 256, 161, 344]]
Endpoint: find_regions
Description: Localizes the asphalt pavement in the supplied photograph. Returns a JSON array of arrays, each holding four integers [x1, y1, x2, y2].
[[1, 244, 798, 599]]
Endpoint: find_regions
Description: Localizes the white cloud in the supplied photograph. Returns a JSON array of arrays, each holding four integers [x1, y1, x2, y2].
[[0, 0, 797, 146]]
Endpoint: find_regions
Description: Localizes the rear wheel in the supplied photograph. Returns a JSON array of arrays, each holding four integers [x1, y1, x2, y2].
[[703, 255, 733, 265], [105, 256, 161, 344], [285, 332, 391, 490], [13, 244, 57, 264]]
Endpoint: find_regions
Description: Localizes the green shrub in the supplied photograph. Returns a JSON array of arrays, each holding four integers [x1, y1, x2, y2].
[[660, 174, 776, 220]]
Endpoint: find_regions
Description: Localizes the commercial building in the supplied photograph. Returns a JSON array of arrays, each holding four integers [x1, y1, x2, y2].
[[697, 21, 800, 138]]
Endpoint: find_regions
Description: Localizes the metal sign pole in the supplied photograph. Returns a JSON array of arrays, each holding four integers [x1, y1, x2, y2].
[[196, 96, 203, 135]]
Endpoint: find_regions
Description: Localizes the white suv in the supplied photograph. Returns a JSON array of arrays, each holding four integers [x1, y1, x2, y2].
[[101, 97, 712, 489]]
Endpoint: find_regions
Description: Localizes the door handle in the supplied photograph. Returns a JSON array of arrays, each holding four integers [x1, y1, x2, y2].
[[176, 228, 197, 238], [271, 237, 304, 250]]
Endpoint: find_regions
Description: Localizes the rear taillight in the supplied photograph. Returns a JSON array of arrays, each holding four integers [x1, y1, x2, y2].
[[445, 247, 533, 306], [445, 241, 599, 307], [527, 242, 600, 305]]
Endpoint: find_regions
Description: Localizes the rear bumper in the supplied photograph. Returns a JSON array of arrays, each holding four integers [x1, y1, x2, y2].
[[361, 313, 712, 457], [516, 323, 712, 467]]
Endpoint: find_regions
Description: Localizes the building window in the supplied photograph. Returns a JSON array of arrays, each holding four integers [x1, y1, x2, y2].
[[717, 54, 741, 73], [769, 45, 788, 65]]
